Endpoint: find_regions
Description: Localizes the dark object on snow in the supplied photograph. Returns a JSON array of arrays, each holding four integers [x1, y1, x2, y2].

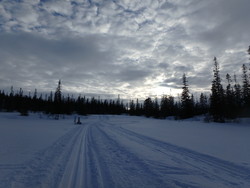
[[20, 110, 29, 116], [77, 117, 82, 124], [55, 114, 59, 120], [74, 116, 82, 124]]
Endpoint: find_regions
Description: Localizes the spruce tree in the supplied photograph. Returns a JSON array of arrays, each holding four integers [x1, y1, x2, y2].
[[210, 57, 225, 122], [242, 64, 249, 103], [160, 95, 169, 118], [160, 95, 175, 118], [241, 46, 250, 116], [143, 97, 153, 117], [54, 80, 62, 103], [135, 99, 142, 116], [153, 98, 160, 118], [54, 80, 62, 117], [180, 73, 193, 118], [129, 100, 135, 115], [199, 93, 208, 115], [233, 74, 241, 109], [225, 73, 237, 118]]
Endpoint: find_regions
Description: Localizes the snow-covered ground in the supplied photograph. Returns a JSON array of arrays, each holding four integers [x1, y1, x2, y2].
[[0, 112, 249, 188]]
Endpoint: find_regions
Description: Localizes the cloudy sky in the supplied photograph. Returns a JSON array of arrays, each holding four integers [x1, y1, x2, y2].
[[0, 0, 250, 99]]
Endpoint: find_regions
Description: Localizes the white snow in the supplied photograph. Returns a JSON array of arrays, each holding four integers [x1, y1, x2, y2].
[[0, 112, 249, 188], [0, 113, 76, 164], [116, 116, 250, 165]]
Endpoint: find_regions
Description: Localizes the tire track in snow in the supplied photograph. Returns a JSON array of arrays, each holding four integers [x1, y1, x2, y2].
[[1, 125, 84, 188], [100, 119, 250, 188], [87, 123, 115, 188], [117, 126, 250, 178], [58, 122, 110, 188], [90, 124, 185, 188], [2, 120, 124, 188], [2, 115, 249, 188], [59, 121, 116, 188], [3, 118, 160, 188], [58, 125, 87, 188]]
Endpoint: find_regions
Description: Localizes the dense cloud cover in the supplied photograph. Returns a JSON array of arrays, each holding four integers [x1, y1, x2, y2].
[[0, 0, 250, 99]]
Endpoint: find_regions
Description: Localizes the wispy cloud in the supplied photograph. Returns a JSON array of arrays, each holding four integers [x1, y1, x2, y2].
[[0, 0, 249, 98]]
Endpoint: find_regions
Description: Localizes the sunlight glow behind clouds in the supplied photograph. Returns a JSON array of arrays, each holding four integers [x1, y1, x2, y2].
[[0, 0, 250, 99]]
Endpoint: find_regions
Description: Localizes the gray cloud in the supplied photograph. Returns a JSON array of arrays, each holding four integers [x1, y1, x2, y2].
[[0, 0, 249, 99], [185, 0, 250, 54]]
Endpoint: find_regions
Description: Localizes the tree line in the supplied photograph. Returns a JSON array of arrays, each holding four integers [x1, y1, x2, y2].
[[0, 47, 250, 122], [129, 46, 250, 122], [0, 80, 126, 117]]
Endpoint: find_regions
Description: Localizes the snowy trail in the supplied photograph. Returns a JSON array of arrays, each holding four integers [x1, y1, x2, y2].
[[1, 125, 84, 188], [58, 125, 87, 188], [88, 123, 168, 188], [95, 116, 250, 188], [1, 115, 250, 188]]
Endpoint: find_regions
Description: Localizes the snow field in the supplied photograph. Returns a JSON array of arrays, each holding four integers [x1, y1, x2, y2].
[[0, 113, 249, 188]]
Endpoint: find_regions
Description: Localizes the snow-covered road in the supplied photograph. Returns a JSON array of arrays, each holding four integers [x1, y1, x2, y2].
[[1, 114, 250, 188]]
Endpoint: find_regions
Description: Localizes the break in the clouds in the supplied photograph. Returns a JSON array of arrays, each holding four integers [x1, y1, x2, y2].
[[0, 0, 250, 99]]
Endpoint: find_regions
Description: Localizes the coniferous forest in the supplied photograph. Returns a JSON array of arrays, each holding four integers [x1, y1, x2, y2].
[[0, 47, 250, 122]]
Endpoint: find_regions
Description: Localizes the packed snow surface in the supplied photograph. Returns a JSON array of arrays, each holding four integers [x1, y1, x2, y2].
[[0, 112, 250, 188]]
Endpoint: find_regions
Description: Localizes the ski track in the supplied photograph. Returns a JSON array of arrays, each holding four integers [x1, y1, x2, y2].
[[0, 115, 250, 188], [1, 125, 84, 188], [90, 123, 171, 188], [99, 117, 250, 188]]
